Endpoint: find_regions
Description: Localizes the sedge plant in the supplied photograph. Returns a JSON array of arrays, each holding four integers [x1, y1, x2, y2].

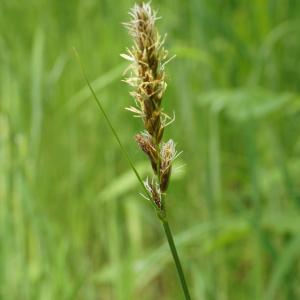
[[75, 2, 191, 299], [121, 3, 191, 299]]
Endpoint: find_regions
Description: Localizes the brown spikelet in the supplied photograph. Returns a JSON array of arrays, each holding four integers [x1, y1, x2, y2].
[[135, 132, 159, 173], [144, 178, 162, 209], [121, 2, 169, 143]]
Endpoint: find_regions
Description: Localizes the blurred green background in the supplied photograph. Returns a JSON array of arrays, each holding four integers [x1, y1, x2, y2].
[[1, 0, 300, 299]]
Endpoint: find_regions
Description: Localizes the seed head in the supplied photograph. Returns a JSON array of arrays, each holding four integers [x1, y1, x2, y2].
[[122, 3, 178, 216]]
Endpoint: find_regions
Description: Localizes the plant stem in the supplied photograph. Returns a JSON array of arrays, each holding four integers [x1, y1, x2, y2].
[[162, 220, 192, 300]]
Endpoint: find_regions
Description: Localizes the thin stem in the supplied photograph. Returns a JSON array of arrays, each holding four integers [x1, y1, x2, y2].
[[162, 220, 192, 300]]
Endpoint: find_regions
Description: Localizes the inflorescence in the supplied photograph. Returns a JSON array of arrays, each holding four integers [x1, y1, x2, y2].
[[122, 2, 178, 217]]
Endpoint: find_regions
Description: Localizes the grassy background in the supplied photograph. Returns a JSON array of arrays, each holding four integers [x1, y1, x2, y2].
[[1, 0, 300, 299]]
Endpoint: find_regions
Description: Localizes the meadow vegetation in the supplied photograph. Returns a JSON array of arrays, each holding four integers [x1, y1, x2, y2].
[[1, 0, 300, 299]]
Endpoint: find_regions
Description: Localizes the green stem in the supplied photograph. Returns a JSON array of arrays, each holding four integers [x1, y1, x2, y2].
[[73, 48, 148, 196], [162, 220, 192, 300]]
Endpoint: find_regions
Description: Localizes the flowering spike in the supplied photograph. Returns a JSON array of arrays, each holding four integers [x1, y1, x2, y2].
[[122, 2, 179, 212]]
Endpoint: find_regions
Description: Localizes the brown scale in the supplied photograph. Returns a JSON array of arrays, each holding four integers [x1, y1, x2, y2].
[[135, 133, 159, 174]]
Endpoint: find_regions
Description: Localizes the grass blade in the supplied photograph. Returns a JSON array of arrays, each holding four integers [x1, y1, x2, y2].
[[72, 48, 148, 197]]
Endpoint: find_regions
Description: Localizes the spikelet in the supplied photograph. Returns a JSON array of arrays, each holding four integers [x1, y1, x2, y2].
[[122, 2, 169, 143], [160, 140, 178, 192], [135, 131, 158, 173]]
